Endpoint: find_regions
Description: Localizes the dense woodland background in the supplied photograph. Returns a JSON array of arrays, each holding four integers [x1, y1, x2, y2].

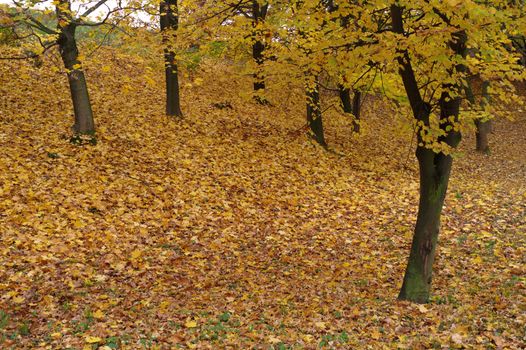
[[0, 0, 525, 349]]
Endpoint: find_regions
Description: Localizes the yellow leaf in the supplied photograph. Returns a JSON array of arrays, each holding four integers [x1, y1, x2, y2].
[[472, 256, 483, 264], [417, 304, 428, 313], [85, 336, 102, 343], [13, 296, 25, 303], [51, 332, 62, 339], [131, 250, 142, 260], [371, 329, 381, 340], [302, 334, 314, 343], [315, 321, 326, 329], [93, 309, 105, 319], [185, 320, 197, 328]]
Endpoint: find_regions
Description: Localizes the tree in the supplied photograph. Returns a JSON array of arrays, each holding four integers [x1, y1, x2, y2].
[[388, 1, 524, 303], [305, 74, 327, 147], [466, 76, 492, 153], [474, 81, 492, 153], [56, 0, 96, 134], [325, 0, 363, 133], [160, 0, 183, 117], [339, 84, 361, 133], [251, 0, 269, 99], [1, 0, 130, 135]]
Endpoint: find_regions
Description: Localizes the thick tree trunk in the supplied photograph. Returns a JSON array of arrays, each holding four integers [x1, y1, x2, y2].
[[398, 147, 453, 302], [391, 5, 466, 303], [339, 86, 361, 132], [161, 0, 183, 117], [399, 90, 462, 302], [56, 13, 95, 134], [306, 78, 327, 147]]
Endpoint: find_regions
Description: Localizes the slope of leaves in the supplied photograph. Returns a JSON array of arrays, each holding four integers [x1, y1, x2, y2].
[[0, 48, 524, 349]]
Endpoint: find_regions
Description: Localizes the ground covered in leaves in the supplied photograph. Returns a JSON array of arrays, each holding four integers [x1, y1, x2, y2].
[[0, 49, 525, 349]]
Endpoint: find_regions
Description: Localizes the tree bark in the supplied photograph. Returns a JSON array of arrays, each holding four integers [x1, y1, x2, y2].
[[306, 77, 327, 147], [398, 94, 461, 303], [476, 81, 491, 153], [252, 1, 268, 101], [352, 90, 361, 132], [475, 119, 491, 153], [466, 75, 492, 153], [161, 0, 183, 117], [339, 86, 361, 132], [391, 4, 466, 303], [56, 0, 95, 135]]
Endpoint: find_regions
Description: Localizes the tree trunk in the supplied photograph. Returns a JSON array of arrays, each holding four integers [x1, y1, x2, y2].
[[164, 50, 183, 117], [467, 76, 492, 153], [252, 1, 268, 102], [391, 5, 466, 303], [398, 147, 453, 302], [161, 0, 183, 118], [339, 86, 361, 132], [56, 1, 95, 135], [476, 81, 491, 153], [399, 89, 462, 302], [352, 90, 361, 132], [306, 77, 327, 147], [475, 119, 491, 153], [253, 39, 265, 92]]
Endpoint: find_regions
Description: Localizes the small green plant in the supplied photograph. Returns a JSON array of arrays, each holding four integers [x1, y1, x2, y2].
[[274, 342, 291, 350], [485, 240, 496, 256], [0, 311, 9, 329], [456, 233, 468, 245], [105, 336, 120, 349], [18, 322, 30, 336], [72, 309, 95, 334], [319, 331, 350, 347], [218, 312, 231, 323]]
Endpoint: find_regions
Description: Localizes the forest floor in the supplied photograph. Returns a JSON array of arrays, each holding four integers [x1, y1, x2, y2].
[[0, 49, 525, 349]]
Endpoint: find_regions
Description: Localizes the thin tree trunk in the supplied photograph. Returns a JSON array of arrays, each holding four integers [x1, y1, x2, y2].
[[476, 81, 491, 153], [56, 0, 95, 135], [352, 90, 361, 132], [339, 85, 352, 113], [475, 119, 491, 153], [339, 86, 361, 132], [161, 0, 183, 117], [253, 40, 265, 91], [306, 77, 327, 147], [252, 1, 268, 102]]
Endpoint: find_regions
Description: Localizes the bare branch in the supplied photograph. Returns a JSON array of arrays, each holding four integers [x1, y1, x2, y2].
[[81, 0, 109, 18]]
